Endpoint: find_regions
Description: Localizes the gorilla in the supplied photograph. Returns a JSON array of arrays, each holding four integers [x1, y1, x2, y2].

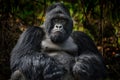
[[10, 2, 106, 80]]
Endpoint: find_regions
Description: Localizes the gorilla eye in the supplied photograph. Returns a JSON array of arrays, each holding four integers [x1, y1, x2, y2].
[[54, 18, 59, 22], [61, 19, 66, 24], [61, 19, 64, 22]]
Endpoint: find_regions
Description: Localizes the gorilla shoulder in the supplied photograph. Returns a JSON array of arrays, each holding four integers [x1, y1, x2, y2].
[[71, 31, 101, 54]]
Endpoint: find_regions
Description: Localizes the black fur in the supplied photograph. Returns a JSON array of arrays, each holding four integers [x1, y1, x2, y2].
[[10, 27, 65, 80], [10, 2, 106, 80]]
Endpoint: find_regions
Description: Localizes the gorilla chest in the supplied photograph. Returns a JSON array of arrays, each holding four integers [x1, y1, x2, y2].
[[41, 37, 78, 65]]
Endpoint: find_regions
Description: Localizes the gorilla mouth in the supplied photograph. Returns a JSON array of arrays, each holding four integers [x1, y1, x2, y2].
[[52, 31, 63, 39], [54, 31, 62, 35], [50, 31, 66, 43], [52, 29, 63, 32]]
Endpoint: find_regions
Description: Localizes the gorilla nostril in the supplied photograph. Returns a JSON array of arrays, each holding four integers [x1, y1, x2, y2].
[[59, 26, 62, 28], [56, 25, 58, 28]]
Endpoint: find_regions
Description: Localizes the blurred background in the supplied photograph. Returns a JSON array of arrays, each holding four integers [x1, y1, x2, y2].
[[0, 0, 120, 80]]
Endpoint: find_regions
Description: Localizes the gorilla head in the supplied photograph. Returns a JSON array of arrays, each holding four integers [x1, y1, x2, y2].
[[44, 3, 73, 43]]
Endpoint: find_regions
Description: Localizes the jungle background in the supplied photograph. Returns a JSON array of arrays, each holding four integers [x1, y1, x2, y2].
[[0, 0, 120, 80]]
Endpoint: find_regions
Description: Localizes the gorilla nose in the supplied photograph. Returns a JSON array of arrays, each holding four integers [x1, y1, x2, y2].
[[55, 24, 63, 29], [56, 25, 62, 28]]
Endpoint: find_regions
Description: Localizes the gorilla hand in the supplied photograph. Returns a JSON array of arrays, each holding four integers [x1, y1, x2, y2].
[[43, 58, 66, 80], [73, 51, 106, 80]]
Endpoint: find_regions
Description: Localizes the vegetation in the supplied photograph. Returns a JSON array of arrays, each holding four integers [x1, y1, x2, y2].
[[0, 0, 120, 80]]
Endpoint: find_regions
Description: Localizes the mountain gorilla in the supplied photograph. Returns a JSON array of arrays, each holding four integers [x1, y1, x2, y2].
[[10, 2, 106, 80]]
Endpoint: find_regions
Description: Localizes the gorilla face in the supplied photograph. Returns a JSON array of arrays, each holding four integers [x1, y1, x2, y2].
[[50, 17, 69, 43], [44, 3, 73, 43]]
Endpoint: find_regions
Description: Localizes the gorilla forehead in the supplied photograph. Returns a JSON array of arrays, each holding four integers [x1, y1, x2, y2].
[[46, 2, 70, 17], [44, 2, 73, 24]]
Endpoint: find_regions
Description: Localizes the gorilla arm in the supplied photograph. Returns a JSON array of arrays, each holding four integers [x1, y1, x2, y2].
[[71, 31, 106, 80], [10, 27, 65, 80], [11, 52, 65, 80]]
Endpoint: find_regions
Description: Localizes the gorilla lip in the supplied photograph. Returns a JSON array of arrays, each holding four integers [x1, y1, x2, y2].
[[52, 29, 66, 33], [52, 30, 63, 34], [53, 31, 62, 36]]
